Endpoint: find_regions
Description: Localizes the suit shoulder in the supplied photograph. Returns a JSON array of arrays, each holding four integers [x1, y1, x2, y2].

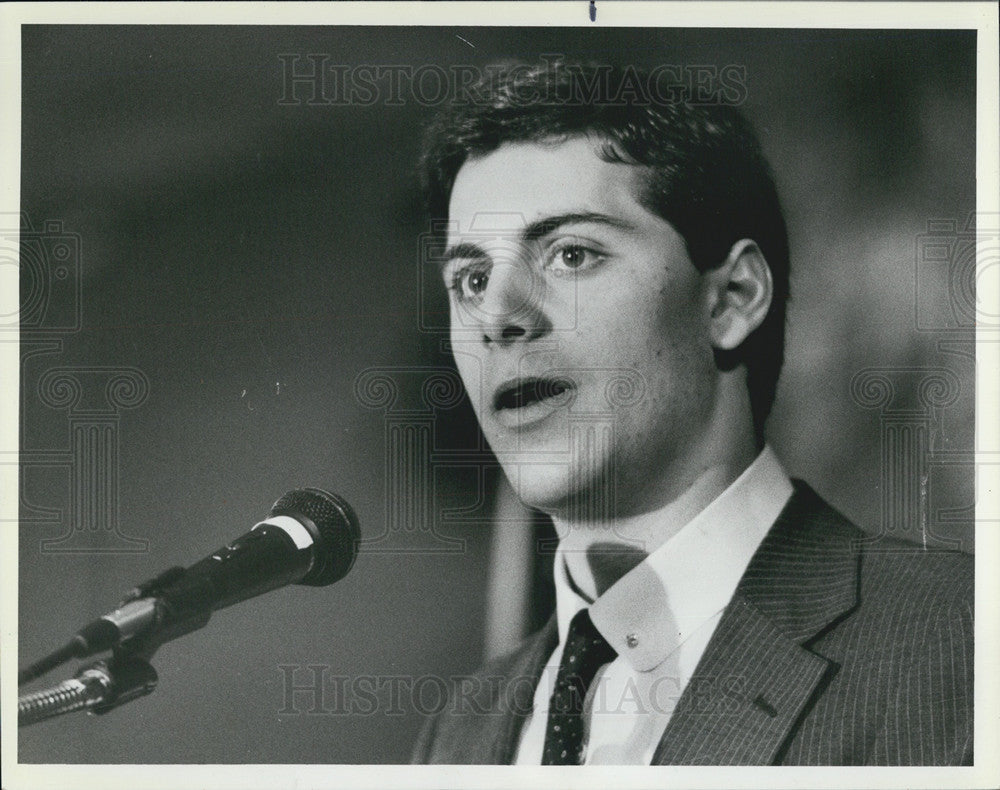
[[856, 535, 973, 620], [789, 516, 974, 764], [792, 480, 972, 610]]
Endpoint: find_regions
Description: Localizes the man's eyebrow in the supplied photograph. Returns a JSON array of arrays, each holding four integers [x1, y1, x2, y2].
[[521, 212, 636, 243], [439, 212, 635, 269], [439, 242, 489, 269]]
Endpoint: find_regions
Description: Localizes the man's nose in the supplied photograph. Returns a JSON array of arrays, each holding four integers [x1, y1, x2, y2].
[[477, 260, 548, 346]]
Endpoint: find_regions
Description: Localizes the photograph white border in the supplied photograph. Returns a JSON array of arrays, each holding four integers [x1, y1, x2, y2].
[[1, 3, 997, 789]]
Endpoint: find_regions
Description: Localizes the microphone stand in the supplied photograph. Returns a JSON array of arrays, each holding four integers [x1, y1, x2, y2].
[[18, 650, 158, 727], [17, 569, 188, 728]]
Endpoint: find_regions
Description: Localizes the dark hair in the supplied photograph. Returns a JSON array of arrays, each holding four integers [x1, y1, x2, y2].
[[420, 61, 789, 442]]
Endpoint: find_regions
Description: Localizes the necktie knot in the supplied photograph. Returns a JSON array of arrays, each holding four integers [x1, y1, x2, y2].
[[541, 608, 617, 765]]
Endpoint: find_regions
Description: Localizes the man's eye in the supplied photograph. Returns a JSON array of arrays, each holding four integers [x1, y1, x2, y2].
[[449, 263, 491, 302], [547, 244, 603, 272]]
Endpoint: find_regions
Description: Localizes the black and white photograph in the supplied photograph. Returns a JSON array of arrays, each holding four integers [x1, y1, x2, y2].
[[3, 2, 998, 788]]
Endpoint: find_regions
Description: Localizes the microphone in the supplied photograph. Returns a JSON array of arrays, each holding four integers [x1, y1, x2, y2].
[[18, 488, 360, 686]]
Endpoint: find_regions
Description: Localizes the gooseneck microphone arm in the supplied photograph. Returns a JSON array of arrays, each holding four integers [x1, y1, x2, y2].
[[18, 654, 159, 727], [17, 488, 360, 727]]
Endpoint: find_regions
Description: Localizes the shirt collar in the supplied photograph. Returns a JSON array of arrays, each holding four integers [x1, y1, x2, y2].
[[553, 445, 794, 672]]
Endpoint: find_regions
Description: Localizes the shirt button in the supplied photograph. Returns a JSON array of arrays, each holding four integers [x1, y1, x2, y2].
[[625, 632, 639, 648]]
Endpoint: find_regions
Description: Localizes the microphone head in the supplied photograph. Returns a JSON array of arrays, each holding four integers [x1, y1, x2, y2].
[[269, 488, 360, 586]]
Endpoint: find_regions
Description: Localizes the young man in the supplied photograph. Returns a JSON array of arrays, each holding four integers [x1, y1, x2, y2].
[[411, 62, 973, 766]]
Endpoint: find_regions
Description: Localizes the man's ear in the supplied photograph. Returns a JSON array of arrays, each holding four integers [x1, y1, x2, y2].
[[706, 239, 773, 351]]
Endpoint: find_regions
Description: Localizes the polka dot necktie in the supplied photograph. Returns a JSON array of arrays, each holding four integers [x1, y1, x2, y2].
[[541, 607, 617, 765]]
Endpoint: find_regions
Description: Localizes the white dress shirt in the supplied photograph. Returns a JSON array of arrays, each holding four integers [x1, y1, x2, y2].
[[514, 446, 794, 765]]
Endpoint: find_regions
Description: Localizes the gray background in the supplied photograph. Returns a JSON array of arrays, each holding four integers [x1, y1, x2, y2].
[[17, 26, 975, 763]]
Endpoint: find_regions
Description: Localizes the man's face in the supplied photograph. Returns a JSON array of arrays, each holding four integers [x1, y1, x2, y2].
[[443, 136, 721, 519]]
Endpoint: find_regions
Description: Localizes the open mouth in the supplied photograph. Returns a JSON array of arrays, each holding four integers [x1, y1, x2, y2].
[[493, 377, 572, 411]]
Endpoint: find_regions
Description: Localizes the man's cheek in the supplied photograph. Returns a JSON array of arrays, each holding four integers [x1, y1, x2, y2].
[[454, 363, 484, 414]]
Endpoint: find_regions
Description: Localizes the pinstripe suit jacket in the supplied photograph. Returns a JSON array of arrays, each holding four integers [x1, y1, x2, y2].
[[412, 481, 974, 765]]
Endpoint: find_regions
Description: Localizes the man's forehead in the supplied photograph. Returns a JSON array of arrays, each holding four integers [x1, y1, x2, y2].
[[452, 212, 538, 234], [445, 138, 650, 240]]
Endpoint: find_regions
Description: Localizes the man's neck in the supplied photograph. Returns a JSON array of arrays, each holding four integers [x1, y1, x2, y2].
[[552, 449, 758, 601]]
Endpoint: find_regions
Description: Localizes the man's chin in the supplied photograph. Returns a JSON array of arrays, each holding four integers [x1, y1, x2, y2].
[[499, 463, 569, 513], [501, 463, 619, 520]]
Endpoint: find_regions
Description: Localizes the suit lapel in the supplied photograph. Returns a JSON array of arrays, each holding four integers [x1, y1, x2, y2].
[[426, 615, 556, 764], [489, 616, 558, 764], [651, 593, 835, 764], [652, 481, 861, 765]]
